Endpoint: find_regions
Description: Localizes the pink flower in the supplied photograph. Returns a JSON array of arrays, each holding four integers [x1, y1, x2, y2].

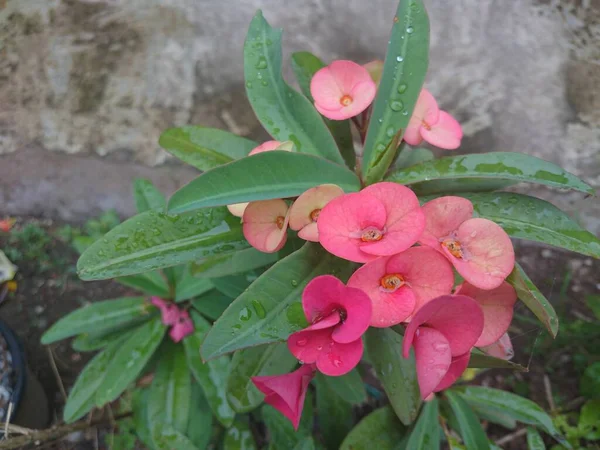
[[169, 310, 195, 343], [419, 196, 515, 290], [287, 275, 372, 376], [347, 247, 454, 327], [151, 297, 180, 326], [402, 295, 484, 399], [252, 364, 315, 430], [456, 281, 516, 347], [289, 184, 344, 242], [242, 199, 290, 253], [310, 60, 376, 120], [317, 182, 425, 263], [403, 89, 463, 150], [480, 333, 514, 360]]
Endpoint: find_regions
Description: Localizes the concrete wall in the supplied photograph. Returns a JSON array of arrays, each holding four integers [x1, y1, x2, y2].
[[0, 0, 598, 230]]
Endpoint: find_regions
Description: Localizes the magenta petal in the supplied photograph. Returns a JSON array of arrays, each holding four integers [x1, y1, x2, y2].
[[316, 338, 363, 376], [434, 352, 470, 392], [288, 328, 333, 364], [412, 327, 452, 399], [304, 311, 341, 331], [302, 275, 345, 323], [331, 285, 372, 344]]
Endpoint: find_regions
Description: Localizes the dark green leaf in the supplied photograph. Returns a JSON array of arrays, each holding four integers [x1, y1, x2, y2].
[[150, 422, 200, 450], [470, 403, 517, 430], [315, 373, 353, 449], [77, 208, 248, 280], [211, 272, 257, 299], [133, 178, 166, 213], [223, 418, 257, 450], [184, 312, 236, 427], [412, 178, 517, 195], [243, 12, 343, 165], [386, 152, 595, 195], [340, 406, 406, 450], [446, 391, 490, 450], [42, 297, 152, 344], [292, 437, 316, 450], [362, 0, 430, 184], [394, 147, 434, 170], [147, 342, 191, 433], [202, 243, 354, 360], [586, 295, 600, 321], [580, 362, 600, 400], [291, 51, 355, 170], [191, 246, 278, 278], [186, 383, 214, 449], [506, 263, 558, 337], [174, 266, 213, 302], [405, 397, 441, 450], [167, 151, 360, 214], [191, 289, 234, 321], [95, 318, 166, 406], [71, 327, 135, 352], [159, 126, 257, 171], [468, 351, 527, 372], [324, 368, 367, 404], [527, 427, 546, 450], [132, 389, 156, 450], [365, 327, 421, 425], [579, 399, 600, 438], [226, 343, 297, 413], [117, 271, 170, 297], [262, 393, 313, 449]]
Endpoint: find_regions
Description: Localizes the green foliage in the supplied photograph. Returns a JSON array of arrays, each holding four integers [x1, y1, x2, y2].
[[4, 223, 54, 272], [340, 406, 406, 450], [315, 373, 354, 449]]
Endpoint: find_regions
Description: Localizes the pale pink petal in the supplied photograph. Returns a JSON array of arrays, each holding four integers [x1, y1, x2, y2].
[[330, 285, 372, 344], [344, 80, 377, 117], [318, 192, 387, 263], [403, 122, 425, 146], [456, 281, 516, 347], [358, 182, 425, 256], [316, 338, 363, 376], [420, 111, 463, 150], [227, 202, 248, 218], [412, 327, 452, 399], [315, 103, 347, 120], [480, 333, 514, 360], [298, 222, 319, 242], [449, 218, 515, 290], [403, 294, 484, 358], [243, 200, 289, 253], [248, 140, 283, 156], [363, 60, 384, 85], [310, 66, 345, 111], [289, 184, 344, 232], [347, 256, 416, 327], [434, 352, 470, 392], [327, 60, 374, 95], [419, 196, 474, 248], [288, 328, 332, 364], [412, 89, 440, 126]]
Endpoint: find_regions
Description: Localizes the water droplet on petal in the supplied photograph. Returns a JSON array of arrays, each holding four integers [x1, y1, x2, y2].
[[333, 358, 342, 367], [296, 338, 308, 347]]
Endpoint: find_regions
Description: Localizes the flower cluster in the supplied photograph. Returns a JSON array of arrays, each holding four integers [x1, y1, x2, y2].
[[247, 60, 516, 429], [151, 297, 194, 343]]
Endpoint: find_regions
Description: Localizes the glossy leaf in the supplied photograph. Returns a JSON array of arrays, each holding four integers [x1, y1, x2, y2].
[[405, 397, 442, 450], [365, 327, 421, 425], [315, 373, 353, 449], [202, 243, 354, 360], [168, 151, 360, 214], [446, 391, 490, 450], [223, 418, 257, 450], [412, 178, 517, 195], [191, 290, 234, 321], [225, 343, 297, 413], [211, 272, 257, 299], [192, 246, 278, 278], [159, 126, 257, 171], [291, 51, 356, 170], [42, 297, 152, 344], [150, 423, 200, 450], [117, 271, 170, 297], [174, 267, 213, 302], [184, 311, 236, 428], [133, 178, 167, 213], [95, 318, 166, 406], [387, 152, 595, 195], [261, 394, 313, 449], [185, 383, 214, 450], [362, 0, 430, 184], [340, 406, 406, 450], [527, 427, 546, 450], [506, 263, 558, 337], [468, 351, 527, 372], [77, 208, 248, 280], [394, 147, 434, 170], [324, 368, 367, 404], [243, 11, 344, 165], [147, 342, 191, 433], [470, 403, 516, 430]]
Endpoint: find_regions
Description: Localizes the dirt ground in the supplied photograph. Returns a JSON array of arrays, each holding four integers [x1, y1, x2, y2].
[[0, 217, 598, 449]]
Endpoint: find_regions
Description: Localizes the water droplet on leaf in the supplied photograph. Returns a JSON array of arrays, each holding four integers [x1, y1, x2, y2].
[[390, 100, 404, 111]]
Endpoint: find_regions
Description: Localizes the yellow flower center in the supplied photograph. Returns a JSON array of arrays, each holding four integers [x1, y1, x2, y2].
[[275, 216, 285, 230], [361, 228, 384, 242], [309, 208, 321, 222], [442, 238, 463, 258], [340, 94, 353, 106], [380, 274, 405, 291]]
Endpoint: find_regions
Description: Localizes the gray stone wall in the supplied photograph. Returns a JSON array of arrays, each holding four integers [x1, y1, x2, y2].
[[0, 0, 598, 231]]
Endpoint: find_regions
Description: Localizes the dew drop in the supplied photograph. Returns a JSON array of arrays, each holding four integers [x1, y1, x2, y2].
[[432, 342, 449, 352], [406, 26, 414, 34], [396, 56, 404, 62], [291, 280, 298, 287], [239, 307, 252, 322], [333, 358, 342, 367], [317, 345, 323, 350], [252, 299, 266, 319], [397, 83, 407, 94], [261, 80, 269, 86], [386, 126, 396, 137], [245, 81, 253, 89], [390, 100, 404, 111], [296, 338, 308, 347], [255, 56, 268, 69]]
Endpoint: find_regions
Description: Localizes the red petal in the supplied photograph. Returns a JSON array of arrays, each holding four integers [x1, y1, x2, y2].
[[316, 338, 363, 376], [434, 352, 470, 392], [412, 327, 452, 399]]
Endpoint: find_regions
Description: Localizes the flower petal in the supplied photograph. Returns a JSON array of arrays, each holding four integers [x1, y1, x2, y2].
[[420, 111, 463, 150], [310, 66, 345, 111], [480, 333, 514, 360], [298, 222, 319, 242], [456, 281, 516, 347], [288, 328, 332, 364], [243, 199, 289, 253], [227, 202, 248, 218], [302, 275, 346, 323], [289, 184, 344, 232], [434, 352, 470, 392], [331, 285, 372, 344], [419, 196, 474, 248], [248, 140, 283, 156], [316, 338, 363, 376], [328, 60, 374, 94], [413, 89, 440, 125], [412, 327, 452, 399]]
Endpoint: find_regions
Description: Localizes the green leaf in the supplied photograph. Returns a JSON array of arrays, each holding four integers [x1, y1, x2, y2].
[[291, 51, 356, 170], [579, 399, 600, 438], [586, 295, 600, 321], [192, 246, 278, 278], [261, 394, 313, 449], [202, 243, 354, 360], [412, 178, 517, 196], [394, 147, 434, 170], [324, 368, 367, 404], [174, 266, 213, 302], [191, 289, 234, 321], [147, 342, 191, 433], [527, 427, 546, 450], [71, 327, 135, 352], [405, 397, 441, 450], [468, 351, 527, 372], [184, 312, 236, 428], [42, 297, 151, 344], [453, 192, 600, 259], [292, 437, 316, 450], [150, 422, 200, 450], [77, 207, 248, 280], [185, 383, 214, 450], [446, 391, 490, 450], [159, 126, 257, 171], [315, 373, 353, 449], [132, 389, 157, 450], [95, 318, 166, 406], [365, 327, 421, 425], [243, 11, 343, 165], [223, 418, 257, 450], [362, 0, 430, 184], [456, 386, 566, 443], [226, 343, 297, 413], [340, 406, 406, 450], [506, 263, 558, 337], [167, 151, 359, 214], [117, 271, 170, 297], [211, 272, 257, 299], [386, 152, 595, 195], [133, 178, 167, 213], [469, 403, 517, 430], [580, 362, 600, 400]]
